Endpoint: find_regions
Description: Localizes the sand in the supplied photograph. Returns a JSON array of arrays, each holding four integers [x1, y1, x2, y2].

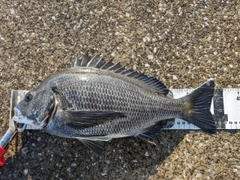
[[0, 1, 239, 179]]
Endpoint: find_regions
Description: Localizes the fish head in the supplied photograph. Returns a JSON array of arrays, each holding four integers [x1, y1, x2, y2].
[[12, 88, 57, 128]]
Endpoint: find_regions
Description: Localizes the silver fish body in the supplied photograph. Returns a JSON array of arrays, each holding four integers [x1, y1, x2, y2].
[[12, 53, 216, 155]]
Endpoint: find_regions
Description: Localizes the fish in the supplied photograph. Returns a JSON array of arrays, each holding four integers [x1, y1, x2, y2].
[[12, 52, 216, 155]]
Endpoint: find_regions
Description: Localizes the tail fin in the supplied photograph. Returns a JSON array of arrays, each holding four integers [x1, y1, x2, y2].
[[180, 79, 216, 133]]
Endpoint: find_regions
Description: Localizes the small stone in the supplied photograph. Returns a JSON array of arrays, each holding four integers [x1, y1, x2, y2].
[[145, 63, 150, 68], [67, 167, 71, 172], [173, 75, 178, 80], [101, 172, 107, 176], [196, 172, 202, 178], [31, 151, 35, 158], [153, 47, 157, 53], [71, 162, 77, 167], [145, 152, 149, 157], [143, 37, 150, 42], [63, 141, 68, 146], [23, 169, 28, 175], [10, 8, 15, 14], [105, 160, 110, 164], [233, 168, 238, 172], [147, 55, 153, 60], [111, 52, 115, 57], [21, 147, 28, 156]]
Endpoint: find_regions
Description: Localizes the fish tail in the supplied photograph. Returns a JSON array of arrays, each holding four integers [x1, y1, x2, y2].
[[180, 79, 216, 133]]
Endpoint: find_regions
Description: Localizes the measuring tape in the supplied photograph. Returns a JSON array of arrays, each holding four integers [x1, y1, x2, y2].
[[9, 89, 240, 130]]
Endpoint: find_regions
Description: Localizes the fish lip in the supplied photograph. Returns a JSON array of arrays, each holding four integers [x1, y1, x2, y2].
[[13, 107, 22, 116]]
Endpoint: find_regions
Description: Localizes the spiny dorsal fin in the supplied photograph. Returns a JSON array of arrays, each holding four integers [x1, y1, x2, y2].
[[81, 51, 91, 66], [71, 52, 170, 96]]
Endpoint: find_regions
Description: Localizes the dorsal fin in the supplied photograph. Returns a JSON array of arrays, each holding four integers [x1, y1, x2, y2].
[[87, 55, 100, 67], [81, 51, 91, 66], [71, 52, 170, 96]]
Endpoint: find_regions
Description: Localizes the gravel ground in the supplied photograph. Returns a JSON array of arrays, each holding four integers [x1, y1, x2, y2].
[[0, 1, 239, 179]]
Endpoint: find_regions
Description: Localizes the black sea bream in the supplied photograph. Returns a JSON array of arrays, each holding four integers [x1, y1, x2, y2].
[[12, 53, 216, 155]]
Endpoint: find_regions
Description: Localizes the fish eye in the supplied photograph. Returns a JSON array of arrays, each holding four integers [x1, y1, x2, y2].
[[25, 92, 33, 102]]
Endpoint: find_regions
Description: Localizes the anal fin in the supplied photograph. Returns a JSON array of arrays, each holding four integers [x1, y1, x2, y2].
[[137, 123, 164, 145], [137, 119, 175, 144], [76, 138, 103, 156], [137, 135, 157, 145]]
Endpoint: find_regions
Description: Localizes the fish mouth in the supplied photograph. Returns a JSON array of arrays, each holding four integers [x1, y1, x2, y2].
[[12, 107, 37, 126]]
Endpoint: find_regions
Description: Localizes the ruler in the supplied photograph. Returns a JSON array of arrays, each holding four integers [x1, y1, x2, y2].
[[9, 89, 240, 130]]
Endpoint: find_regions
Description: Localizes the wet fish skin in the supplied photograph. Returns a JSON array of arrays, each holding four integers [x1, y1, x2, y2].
[[12, 53, 216, 155]]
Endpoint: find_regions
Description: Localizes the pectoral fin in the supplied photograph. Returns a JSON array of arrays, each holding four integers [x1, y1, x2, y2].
[[65, 110, 126, 128]]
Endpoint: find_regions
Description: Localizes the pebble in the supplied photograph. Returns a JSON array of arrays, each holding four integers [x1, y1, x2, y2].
[[23, 169, 28, 175], [21, 147, 28, 156], [145, 63, 150, 68], [71, 163, 77, 167], [173, 75, 178, 80], [111, 52, 115, 57], [147, 55, 153, 60], [101, 172, 107, 176], [105, 160, 110, 164], [145, 152, 149, 157], [10, 8, 15, 14]]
